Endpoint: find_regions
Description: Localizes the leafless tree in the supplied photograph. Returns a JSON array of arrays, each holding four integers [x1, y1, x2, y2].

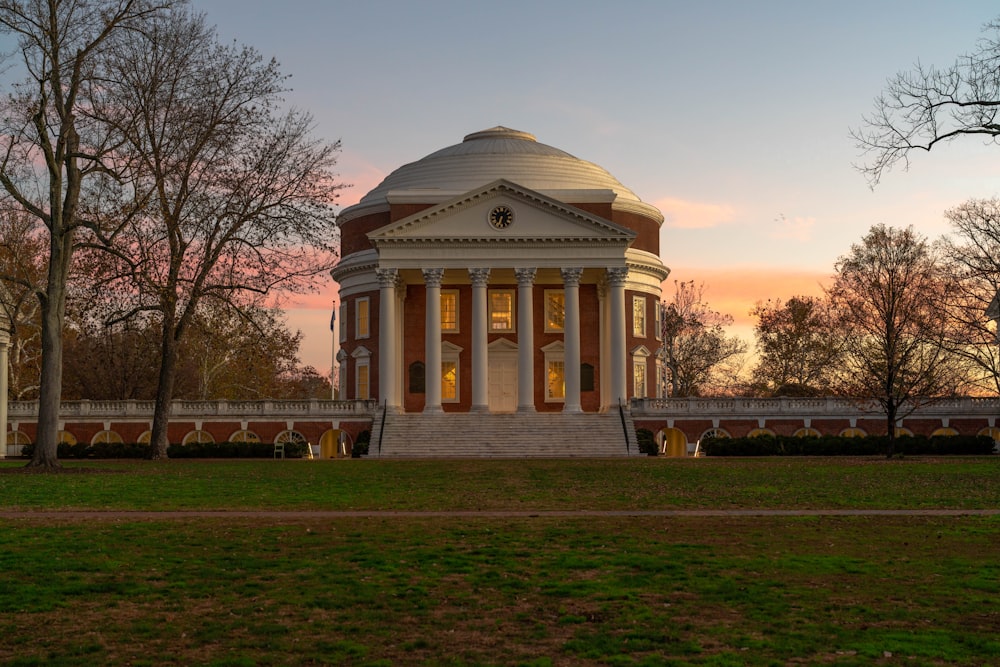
[[939, 198, 1000, 394], [827, 225, 966, 456], [86, 9, 341, 458], [0, 0, 175, 467], [853, 16, 1000, 186], [659, 281, 746, 397]]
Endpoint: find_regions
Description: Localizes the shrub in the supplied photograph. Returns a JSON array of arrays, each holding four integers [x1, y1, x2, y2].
[[352, 430, 371, 458], [700, 433, 996, 456], [635, 428, 657, 456]]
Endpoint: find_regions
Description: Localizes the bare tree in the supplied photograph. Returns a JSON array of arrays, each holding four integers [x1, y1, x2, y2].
[[939, 198, 1000, 393], [0, 0, 175, 467], [750, 295, 844, 396], [659, 281, 746, 397], [87, 10, 341, 458], [827, 225, 964, 456], [853, 16, 1000, 186]]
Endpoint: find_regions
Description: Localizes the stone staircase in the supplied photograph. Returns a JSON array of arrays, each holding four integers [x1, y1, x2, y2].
[[369, 410, 639, 458]]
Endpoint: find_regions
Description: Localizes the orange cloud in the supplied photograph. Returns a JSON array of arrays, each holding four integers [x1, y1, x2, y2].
[[663, 265, 831, 328], [654, 196, 737, 229]]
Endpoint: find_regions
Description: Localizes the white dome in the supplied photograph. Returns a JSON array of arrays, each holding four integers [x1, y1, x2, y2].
[[343, 127, 649, 219]]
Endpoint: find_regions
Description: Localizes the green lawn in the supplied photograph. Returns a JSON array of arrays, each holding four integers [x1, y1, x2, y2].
[[1, 457, 998, 665]]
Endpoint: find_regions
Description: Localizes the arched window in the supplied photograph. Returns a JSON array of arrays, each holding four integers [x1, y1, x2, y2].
[[275, 430, 307, 446], [794, 427, 821, 438], [58, 430, 77, 445], [931, 427, 958, 437], [748, 428, 775, 438], [182, 430, 215, 445], [91, 430, 123, 445], [137, 431, 152, 445], [700, 427, 730, 440], [229, 429, 261, 443], [840, 427, 867, 438]]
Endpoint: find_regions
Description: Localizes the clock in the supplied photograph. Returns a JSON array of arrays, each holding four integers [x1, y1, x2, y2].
[[488, 204, 514, 229]]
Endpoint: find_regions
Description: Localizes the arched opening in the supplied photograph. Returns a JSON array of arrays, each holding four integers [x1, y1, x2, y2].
[[658, 427, 687, 457]]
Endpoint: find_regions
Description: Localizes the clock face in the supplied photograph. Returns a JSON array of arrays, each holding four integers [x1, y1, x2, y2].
[[488, 204, 514, 229]]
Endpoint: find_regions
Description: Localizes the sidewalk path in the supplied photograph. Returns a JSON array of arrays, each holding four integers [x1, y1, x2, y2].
[[1, 508, 998, 520]]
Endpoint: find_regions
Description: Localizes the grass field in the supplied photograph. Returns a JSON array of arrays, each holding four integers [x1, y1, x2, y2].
[[1, 457, 998, 665]]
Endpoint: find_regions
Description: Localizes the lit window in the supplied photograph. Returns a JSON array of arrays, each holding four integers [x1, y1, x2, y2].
[[442, 361, 457, 401], [633, 296, 646, 337], [545, 290, 565, 332], [633, 359, 647, 398], [91, 430, 124, 445], [355, 297, 370, 339], [356, 361, 370, 400], [655, 302, 663, 341], [547, 360, 565, 400], [441, 290, 459, 333], [489, 290, 515, 332]]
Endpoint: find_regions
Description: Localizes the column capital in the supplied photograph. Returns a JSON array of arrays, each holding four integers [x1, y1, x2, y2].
[[422, 267, 445, 288], [560, 267, 583, 286], [606, 266, 629, 286], [376, 267, 398, 288], [514, 267, 537, 286], [468, 267, 491, 287]]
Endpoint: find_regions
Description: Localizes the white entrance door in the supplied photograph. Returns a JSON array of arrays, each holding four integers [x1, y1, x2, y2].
[[488, 355, 517, 412]]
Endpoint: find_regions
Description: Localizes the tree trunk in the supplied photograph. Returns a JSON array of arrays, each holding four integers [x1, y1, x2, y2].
[[148, 323, 180, 460], [28, 232, 72, 469], [885, 399, 897, 459]]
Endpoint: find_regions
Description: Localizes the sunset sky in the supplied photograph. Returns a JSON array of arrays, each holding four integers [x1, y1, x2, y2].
[[163, 2, 1000, 370]]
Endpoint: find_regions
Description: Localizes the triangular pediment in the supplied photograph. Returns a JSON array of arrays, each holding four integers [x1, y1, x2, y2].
[[368, 179, 636, 245]]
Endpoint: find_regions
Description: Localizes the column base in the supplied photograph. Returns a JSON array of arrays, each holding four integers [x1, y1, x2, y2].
[[562, 404, 583, 414], [422, 406, 444, 414], [470, 404, 490, 413], [517, 405, 536, 414]]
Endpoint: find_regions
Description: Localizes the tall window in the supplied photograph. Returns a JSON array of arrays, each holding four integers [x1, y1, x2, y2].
[[356, 297, 370, 339], [441, 290, 459, 333], [547, 360, 565, 400], [356, 361, 370, 400], [338, 303, 347, 343], [654, 302, 663, 341], [633, 359, 647, 398], [489, 290, 515, 332], [442, 361, 457, 401], [632, 296, 646, 337], [545, 290, 565, 332]]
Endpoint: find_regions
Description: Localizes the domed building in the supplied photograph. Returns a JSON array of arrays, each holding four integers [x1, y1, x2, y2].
[[332, 127, 669, 455]]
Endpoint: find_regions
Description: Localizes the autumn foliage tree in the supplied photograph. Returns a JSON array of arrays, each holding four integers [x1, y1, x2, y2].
[[659, 281, 746, 397], [750, 295, 844, 396]]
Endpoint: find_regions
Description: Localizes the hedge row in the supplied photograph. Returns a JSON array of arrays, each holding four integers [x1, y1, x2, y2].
[[700, 434, 996, 457], [20, 440, 308, 459]]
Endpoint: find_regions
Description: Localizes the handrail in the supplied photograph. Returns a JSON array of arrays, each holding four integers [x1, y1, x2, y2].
[[377, 399, 387, 456], [619, 400, 630, 455]]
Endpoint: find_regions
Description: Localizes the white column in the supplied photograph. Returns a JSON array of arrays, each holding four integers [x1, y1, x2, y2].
[[607, 267, 629, 408], [469, 268, 491, 413], [515, 267, 536, 413], [0, 331, 7, 459], [329, 303, 338, 399], [423, 268, 445, 413], [561, 267, 583, 413], [376, 268, 399, 412]]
